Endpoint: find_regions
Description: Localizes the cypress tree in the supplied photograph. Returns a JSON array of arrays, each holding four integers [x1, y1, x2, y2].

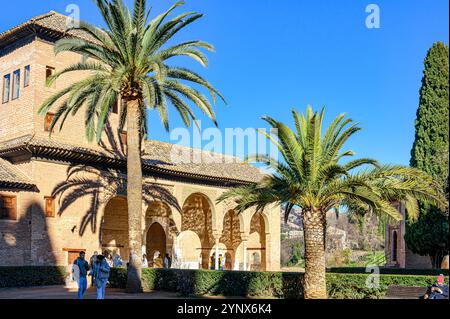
[[406, 41, 449, 268]]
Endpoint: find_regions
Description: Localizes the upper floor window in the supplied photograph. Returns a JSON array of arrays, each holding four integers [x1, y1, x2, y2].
[[12, 69, 20, 100], [120, 130, 127, 146], [111, 97, 119, 114], [2, 74, 10, 103], [44, 196, 56, 218], [24, 65, 31, 87], [46, 66, 55, 87], [44, 112, 55, 132], [0, 195, 17, 221]]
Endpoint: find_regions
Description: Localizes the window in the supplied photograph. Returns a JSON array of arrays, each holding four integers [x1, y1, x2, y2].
[[0, 195, 17, 220], [392, 231, 398, 263], [44, 112, 55, 132], [45, 66, 55, 87], [111, 97, 119, 114], [12, 69, 20, 100], [24, 65, 30, 87], [44, 196, 55, 218], [2, 74, 10, 103], [120, 131, 127, 145]]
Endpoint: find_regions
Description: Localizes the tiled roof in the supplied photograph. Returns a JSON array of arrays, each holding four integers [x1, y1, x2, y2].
[[0, 11, 98, 46], [0, 158, 35, 190], [0, 135, 265, 185], [144, 140, 265, 184]]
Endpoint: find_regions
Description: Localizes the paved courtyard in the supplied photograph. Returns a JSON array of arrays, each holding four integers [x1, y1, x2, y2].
[[0, 285, 183, 299]]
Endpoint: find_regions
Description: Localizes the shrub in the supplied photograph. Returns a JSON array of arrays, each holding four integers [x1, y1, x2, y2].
[[0, 266, 68, 288], [107, 268, 447, 299], [326, 267, 449, 276], [1, 266, 447, 299]]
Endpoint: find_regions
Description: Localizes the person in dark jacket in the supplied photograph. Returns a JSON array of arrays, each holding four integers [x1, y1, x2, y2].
[[73, 251, 90, 299], [424, 274, 449, 299]]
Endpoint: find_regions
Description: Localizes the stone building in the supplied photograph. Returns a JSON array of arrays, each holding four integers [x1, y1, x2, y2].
[[385, 202, 448, 269], [0, 11, 281, 272]]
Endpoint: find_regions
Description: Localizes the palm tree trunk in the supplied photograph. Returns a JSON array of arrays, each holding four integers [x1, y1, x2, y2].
[[125, 98, 143, 293], [303, 209, 327, 299]]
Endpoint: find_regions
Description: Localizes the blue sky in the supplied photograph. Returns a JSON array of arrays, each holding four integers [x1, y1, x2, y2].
[[1, 0, 448, 165]]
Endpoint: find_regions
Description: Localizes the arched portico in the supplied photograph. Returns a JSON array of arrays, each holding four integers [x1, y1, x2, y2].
[[180, 192, 216, 269], [143, 201, 178, 267], [100, 196, 129, 259]]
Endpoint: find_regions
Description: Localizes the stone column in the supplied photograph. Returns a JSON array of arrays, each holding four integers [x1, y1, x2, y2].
[[242, 238, 248, 271], [215, 237, 220, 270]]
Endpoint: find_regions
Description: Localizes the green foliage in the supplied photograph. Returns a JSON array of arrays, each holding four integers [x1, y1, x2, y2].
[[1, 266, 446, 299], [343, 248, 352, 265], [408, 41, 449, 266], [327, 267, 449, 276], [38, 0, 224, 142], [405, 209, 449, 268], [0, 266, 68, 288], [287, 241, 303, 266], [105, 268, 448, 299], [410, 42, 449, 189], [218, 106, 446, 227]]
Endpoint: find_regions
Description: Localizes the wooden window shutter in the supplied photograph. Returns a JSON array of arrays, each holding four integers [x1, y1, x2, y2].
[[45, 196, 55, 218], [0, 196, 17, 220], [120, 131, 127, 146], [44, 113, 55, 132]]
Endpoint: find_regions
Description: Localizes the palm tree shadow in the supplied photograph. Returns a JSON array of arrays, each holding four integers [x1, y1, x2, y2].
[[50, 119, 181, 237]]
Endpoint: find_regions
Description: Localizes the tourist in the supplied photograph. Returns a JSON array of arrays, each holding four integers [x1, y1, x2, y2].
[[153, 251, 163, 268], [218, 254, 224, 270], [210, 254, 215, 270], [142, 254, 149, 268], [424, 274, 449, 299], [163, 253, 171, 269], [74, 251, 90, 299], [106, 253, 114, 268], [113, 254, 123, 267], [93, 254, 110, 299]]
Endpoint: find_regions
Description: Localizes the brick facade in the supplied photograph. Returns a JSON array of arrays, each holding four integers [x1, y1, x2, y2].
[[0, 12, 281, 273]]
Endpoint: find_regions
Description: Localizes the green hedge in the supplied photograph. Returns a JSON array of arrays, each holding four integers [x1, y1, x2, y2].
[[108, 268, 448, 299], [0, 266, 68, 288], [0, 266, 447, 299], [327, 267, 449, 276]]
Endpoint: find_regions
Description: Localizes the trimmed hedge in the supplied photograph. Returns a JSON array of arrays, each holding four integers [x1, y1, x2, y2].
[[0, 266, 68, 288], [327, 267, 449, 276], [0, 266, 447, 299], [108, 268, 448, 299]]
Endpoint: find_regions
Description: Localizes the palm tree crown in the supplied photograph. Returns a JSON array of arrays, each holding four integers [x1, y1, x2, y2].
[[39, 0, 225, 142], [219, 106, 446, 221]]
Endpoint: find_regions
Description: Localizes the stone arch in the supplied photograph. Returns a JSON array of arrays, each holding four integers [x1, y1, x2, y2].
[[175, 230, 202, 269], [181, 192, 215, 268], [179, 190, 217, 228], [144, 201, 178, 264], [219, 210, 243, 270], [145, 222, 166, 267], [100, 196, 129, 260], [248, 212, 267, 271]]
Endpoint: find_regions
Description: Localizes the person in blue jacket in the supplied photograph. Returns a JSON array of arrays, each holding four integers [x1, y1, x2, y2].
[[73, 251, 90, 299], [92, 254, 110, 299]]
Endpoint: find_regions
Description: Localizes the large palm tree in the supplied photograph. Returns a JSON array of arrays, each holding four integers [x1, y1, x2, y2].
[[39, 0, 224, 292], [218, 106, 446, 299]]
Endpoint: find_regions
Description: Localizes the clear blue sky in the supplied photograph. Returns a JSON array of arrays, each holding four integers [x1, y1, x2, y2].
[[1, 0, 448, 165]]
